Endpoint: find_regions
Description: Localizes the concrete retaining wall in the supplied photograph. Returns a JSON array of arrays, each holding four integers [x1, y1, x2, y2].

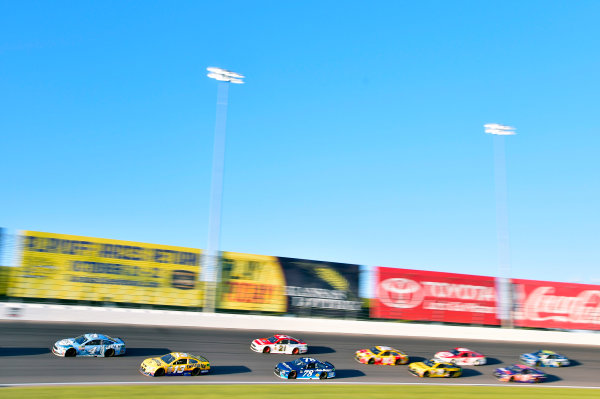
[[1, 302, 598, 346]]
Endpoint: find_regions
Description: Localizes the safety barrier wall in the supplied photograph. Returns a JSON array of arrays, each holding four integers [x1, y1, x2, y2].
[[1, 302, 598, 346]]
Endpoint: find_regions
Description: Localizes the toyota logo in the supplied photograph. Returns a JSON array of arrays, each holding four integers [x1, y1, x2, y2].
[[378, 278, 424, 309]]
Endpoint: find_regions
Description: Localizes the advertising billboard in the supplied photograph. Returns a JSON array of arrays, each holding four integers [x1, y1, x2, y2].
[[217, 251, 287, 312], [372, 267, 500, 325], [278, 257, 362, 318], [9, 231, 203, 306], [513, 278, 600, 330]]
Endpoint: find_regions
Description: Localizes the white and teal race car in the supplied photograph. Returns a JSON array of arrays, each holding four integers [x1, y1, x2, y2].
[[52, 333, 125, 357], [519, 350, 570, 367]]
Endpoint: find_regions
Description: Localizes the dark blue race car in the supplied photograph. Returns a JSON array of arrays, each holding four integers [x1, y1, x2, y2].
[[274, 357, 335, 380]]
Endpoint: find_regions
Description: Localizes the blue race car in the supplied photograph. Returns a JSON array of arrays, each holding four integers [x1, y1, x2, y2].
[[274, 357, 335, 380], [52, 333, 125, 357], [519, 350, 570, 367]]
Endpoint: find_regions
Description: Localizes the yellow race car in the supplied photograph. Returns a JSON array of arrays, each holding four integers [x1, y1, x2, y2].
[[140, 352, 210, 377], [354, 346, 409, 365], [408, 359, 461, 378]]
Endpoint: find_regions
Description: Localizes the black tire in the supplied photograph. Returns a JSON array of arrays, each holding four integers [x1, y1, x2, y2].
[[104, 349, 114, 357], [263, 346, 271, 354], [65, 348, 76, 357], [395, 359, 403, 365], [319, 372, 327, 380], [154, 368, 165, 377], [509, 376, 515, 382], [191, 368, 200, 376], [423, 371, 429, 378], [535, 361, 541, 367], [368, 358, 375, 364], [288, 371, 297, 379], [447, 371, 455, 378], [292, 348, 299, 355]]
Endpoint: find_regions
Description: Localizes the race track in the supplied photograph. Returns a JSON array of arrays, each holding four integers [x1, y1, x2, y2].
[[1, 321, 599, 387]]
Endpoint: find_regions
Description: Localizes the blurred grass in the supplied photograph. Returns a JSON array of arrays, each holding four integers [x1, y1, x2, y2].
[[1, 385, 599, 399]]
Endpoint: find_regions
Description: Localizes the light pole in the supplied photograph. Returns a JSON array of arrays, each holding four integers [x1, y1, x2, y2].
[[484, 123, 516, 328], [202, 67, 244, 313]]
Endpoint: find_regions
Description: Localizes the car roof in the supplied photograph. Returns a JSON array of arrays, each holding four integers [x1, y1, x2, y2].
[[83, 333, 110, 340], [375, 346, 393, 351], [539, 350, 556, 354]]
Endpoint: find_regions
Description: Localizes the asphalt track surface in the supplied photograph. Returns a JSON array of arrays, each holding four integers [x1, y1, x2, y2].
[[1, 321, 599, 387]]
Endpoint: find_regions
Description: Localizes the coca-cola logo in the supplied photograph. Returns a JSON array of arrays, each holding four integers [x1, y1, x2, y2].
[[378, 278, 424, 309], [521, 286, 600, 325]]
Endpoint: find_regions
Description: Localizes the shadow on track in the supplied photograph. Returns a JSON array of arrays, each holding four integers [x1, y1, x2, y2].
[[125, 348, 172, 357], [460, 369, 482, 377], [484, 357, 502, 366], [567, 359, 582, 367], [334, 369, 366, 379], [210, 365, 252, 375], [0, 347, 51, 356], [544, 374, 562, 383], [407, 356, 427, 363], [307, 346, 335, 355]]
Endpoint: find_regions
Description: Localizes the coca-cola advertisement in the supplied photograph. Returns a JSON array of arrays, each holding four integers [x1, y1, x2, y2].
[[513, 279, 600, 330], [372, 267, 500, 325]]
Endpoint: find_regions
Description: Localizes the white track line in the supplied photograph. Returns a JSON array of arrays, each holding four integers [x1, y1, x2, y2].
[[1, 381, 599, 389]]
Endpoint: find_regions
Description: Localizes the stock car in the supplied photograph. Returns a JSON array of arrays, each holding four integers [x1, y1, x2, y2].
[[139, 352, 210, 377], [494, 364, 546, 383], [520, 350, 570, 367], [251, 334, 308, 355], [433, 347, 487, 365], [274, 357, 335, 380], [354, 346, 409, 365], [408, 359, 462, 378], [52, 333, 125, 357]]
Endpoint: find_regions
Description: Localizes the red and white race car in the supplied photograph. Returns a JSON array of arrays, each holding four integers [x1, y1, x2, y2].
[[433, 347, 486, 365], [250, 334, 308, 355]]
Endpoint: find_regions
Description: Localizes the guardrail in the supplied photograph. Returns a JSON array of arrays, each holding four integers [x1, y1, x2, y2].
[[1, 302, 598, 346]]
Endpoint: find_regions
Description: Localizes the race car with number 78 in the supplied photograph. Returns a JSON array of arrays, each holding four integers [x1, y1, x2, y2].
[[274, 357, 335, 380], [251, 334, 308, 354]]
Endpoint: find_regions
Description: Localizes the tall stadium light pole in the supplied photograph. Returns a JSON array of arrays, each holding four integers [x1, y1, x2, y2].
[[485, 123, 516, 328], [202, 67, 244, 313]]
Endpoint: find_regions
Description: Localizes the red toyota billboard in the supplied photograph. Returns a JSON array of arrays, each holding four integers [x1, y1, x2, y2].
[[513, 279, 600, 330], [372, 267, 500, 325]]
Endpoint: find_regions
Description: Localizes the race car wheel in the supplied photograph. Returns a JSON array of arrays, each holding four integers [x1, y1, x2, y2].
[[292, 348, 299, 355], [395, 359, 403, 365], [154, 368, 165, 377], [422, 371, 429, 378], [509, 376, 515, 382], [447, 371, 455, 378], [368, 358, 375, 364], [191, 368, 200, 376], [288, 371, 297, 379], [104, 349, 114, 357], [319, 372, 327, 380], [535, 361, 541, 367], [263, 347, 271, 354], [65, 348, 76, 357]]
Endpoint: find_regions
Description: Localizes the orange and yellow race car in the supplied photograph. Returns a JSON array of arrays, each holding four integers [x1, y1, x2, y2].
[[408, 359, 462, 378], [354, 346, 409, 365], [140, 352, 210, 377]]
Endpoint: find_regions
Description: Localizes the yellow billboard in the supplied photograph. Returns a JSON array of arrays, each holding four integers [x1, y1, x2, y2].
[[9, 231, 203, 307], [218, 251, 286, 312]]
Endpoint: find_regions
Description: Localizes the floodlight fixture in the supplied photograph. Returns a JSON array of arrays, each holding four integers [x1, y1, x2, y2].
[[206, 67, 245, 83], [484, 123, 516, 135]]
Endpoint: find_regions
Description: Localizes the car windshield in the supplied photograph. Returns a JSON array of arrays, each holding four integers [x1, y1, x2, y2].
[[508, 365, 524, 373], [160, 354, 176, 364], [292, 359, 306, 366], [423, 360, 435, 367], [266, 336, 278, 343], [449, 349, 460, 355], [370, 347, 381, 355], [73, 335, 87, 345]]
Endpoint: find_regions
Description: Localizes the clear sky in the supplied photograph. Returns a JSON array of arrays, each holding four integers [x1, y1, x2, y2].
[[1, 1, 599, 288]]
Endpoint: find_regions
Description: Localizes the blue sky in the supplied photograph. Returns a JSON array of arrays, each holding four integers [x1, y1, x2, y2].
[[1, 1, 599, 287]]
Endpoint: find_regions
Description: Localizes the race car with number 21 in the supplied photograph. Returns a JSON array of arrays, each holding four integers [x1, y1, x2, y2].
[[251, 334, 308, 354]]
